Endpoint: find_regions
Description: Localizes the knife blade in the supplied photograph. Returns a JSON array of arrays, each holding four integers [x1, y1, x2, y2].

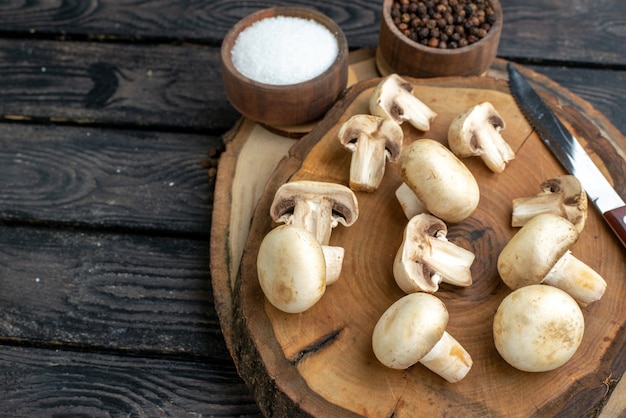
[[507, 62, 626, 249]]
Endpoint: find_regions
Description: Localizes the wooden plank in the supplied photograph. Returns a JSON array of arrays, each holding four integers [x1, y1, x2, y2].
[[0, 225, 228, 359], [0, 1, 624, 66], [0, 0, 382, 48], [0, 39, 240, 131], [0, 345, 261, 417], [0, 123, 219, 235]]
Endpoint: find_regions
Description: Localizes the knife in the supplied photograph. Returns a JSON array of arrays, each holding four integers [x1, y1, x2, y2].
[[507, 62, 626, 249]]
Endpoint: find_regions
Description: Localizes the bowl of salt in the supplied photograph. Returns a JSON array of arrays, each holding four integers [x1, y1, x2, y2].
[[221, 7, 349, 127]]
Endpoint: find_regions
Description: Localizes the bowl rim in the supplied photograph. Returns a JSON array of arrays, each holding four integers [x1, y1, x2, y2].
[[220, 6, 349, 92], [380, 0, 503, 56]]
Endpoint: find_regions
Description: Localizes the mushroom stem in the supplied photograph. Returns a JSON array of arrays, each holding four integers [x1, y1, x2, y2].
[[419, 234, 474, 288], [419, 331, 473, 383], [348, 132, 388, 192], [322, 245, 344, 285], [543, 250, 607, 307], [291, 197, 335, 245], [395, 182, 427, 218], [394, 89, 437, 131], [512, 193, 567, 227], [476, 122, 515, 173]]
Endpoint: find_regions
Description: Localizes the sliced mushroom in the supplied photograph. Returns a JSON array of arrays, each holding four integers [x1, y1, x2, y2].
[[396, 139, 480, 222], [257, 225, 326, 313], [369, 73, 437, 132], [497, 213, 606, 306], [448, 102, 514, 173], [512, 175, 587, 233], [493, 285, 585, 372], [270, 180, 359, 245], [372, 292, 472, 383], [270, 180, 359, 285], [393, 213, 474, 293], [338, 114, 403, 192]]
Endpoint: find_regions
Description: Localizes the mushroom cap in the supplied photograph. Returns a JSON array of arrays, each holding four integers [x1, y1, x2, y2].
[[398, 139, 480, 223], [256, 225, 326, 313], [497, 213, 579, 289], [372, 292, 448, 369], [269, 180, 359, 228], [493, 284, 585, 372]]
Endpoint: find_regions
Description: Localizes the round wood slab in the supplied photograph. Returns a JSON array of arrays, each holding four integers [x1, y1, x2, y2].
[[211, 57, 626, 417]]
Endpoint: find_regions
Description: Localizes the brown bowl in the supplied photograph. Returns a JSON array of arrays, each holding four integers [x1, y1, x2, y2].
[[221, 7, 349, 127], [377, 0, 503, 78]]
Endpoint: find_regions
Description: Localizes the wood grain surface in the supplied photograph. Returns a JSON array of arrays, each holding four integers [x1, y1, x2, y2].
[[213, 57, 626, 417], [0, 0, 625, 415]]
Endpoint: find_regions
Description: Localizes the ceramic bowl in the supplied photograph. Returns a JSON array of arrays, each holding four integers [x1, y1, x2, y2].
[[221, 7, 349, 127], [377, 0, 503, 78]]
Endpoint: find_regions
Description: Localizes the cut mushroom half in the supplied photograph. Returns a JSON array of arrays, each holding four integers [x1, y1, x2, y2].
[[338, 114, 403, 192], [394, 213, 474, 293], [270, 180, 359, 285], [372, 292, 473, 383], [497, 213, 606, 306], [257, 225, 327, 313], [369, 73, 437, 132], [396, 139, 480, 222], [512, 174, 588, 233], [448, 102, 514, 173]]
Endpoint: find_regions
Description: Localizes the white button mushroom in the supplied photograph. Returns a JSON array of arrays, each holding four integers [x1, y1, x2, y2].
[[447, 102, 515, 173], [395, 139, 480, 222], [269, 180, 359, 285], [337, 114, 403, 192], [493, 284, 585, 372], [369, 73, 437, 132], [394, 213, 474, 293], [511, 174, 588, 233], [257, 225, 326, 313], [372, 292, 472, 383], [497, 213, 606, 306]]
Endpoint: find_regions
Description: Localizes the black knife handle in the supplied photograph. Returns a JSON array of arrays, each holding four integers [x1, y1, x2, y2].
[[604, 206, 626, 250]]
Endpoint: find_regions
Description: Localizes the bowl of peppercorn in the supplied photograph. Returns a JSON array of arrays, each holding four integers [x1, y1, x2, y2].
[[221, 7, 349, 128], [377, 0, 502, 78]]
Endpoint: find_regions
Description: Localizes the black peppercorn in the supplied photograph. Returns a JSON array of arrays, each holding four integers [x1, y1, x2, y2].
[[391, 0, 496, 49]]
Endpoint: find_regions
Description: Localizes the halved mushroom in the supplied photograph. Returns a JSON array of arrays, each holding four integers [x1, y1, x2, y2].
[[338, 114, 403, 192], [270, 180, 359, 284], [369, 73, 437, 132], [372, 292, 472, 383], [493, 285, 585, 372], [393, 213, 474, 293], [448, 102, 514, 173], [497, 213, 606, 306], [257, 225, 326, 313], [512, 175, 587, 233], [396, 139, 480, 222]]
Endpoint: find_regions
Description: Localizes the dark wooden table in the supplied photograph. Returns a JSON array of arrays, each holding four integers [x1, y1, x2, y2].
[[0, 1, 624, 416]]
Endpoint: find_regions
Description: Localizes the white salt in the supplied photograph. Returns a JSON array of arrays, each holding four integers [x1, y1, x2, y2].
[[231, 15, 339, 85]]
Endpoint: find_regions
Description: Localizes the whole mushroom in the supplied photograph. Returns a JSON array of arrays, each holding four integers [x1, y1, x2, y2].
[[512, 175, 587, 233], [257, 225, 326, 313], [372, 292, 472, 383], [493, 284, 585, 372], [396, 139, 480, 222], [369, 73, 437, 132], [497, 213, 606, 306], [337, 114, 403, 192], [448, 102, 515, 173], [270, 180, 359, 285], [394, 213, 474, 294]]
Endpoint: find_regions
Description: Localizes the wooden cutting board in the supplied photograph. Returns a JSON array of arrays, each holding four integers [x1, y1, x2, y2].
[[210, 53, 626, 417]]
